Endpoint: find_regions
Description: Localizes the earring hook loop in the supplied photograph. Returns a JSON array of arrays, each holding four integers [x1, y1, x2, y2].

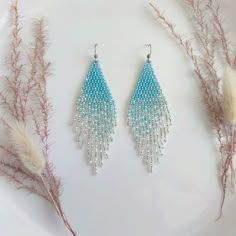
[[94, 43, 98, 60], [146, 44, 152, 60]]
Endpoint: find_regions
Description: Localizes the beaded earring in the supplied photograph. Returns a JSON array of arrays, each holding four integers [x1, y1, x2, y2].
[[73, 44, 117, 174], [128, 44, 171, 172]]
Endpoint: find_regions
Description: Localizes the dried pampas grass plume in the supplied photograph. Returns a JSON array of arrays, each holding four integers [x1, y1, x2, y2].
[[9, 121, 45, 175], [9, 121, 76, 235], [223, 67, 236, 124]]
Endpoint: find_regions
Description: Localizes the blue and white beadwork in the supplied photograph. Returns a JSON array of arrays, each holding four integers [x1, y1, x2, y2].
[[128, 60, 171, 172], [73, 60, 116, 174]]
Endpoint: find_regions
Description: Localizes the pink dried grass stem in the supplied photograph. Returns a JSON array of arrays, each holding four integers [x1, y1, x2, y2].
[[0, 2, 77, 235], [149, 0, 236, 218], [8, 2, 24, 122], [0, 159, 50, 201]]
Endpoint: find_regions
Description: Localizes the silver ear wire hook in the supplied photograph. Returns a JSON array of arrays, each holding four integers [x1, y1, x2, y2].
[[94, 43, 98, 60], [146, 44, 152, 60]]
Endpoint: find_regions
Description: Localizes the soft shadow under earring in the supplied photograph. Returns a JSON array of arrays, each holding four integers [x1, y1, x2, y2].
[[73, 44, 117, 174], [128, 44, 171, 172]]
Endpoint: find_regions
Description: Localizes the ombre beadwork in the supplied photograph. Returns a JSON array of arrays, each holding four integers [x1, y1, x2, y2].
[[128, 59, 171, 172], [73, 60, 116, 174]]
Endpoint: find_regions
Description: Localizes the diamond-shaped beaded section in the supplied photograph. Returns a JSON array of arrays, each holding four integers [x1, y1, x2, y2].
[[73, 60, 116, 174], [128, 60, 171, 172]]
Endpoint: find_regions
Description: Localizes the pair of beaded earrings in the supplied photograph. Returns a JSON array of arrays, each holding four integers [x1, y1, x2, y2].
[[72, 44, 171, 174]]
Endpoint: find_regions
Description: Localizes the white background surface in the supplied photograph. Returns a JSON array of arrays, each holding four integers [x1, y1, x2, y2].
[[0, 0, 236, 235]]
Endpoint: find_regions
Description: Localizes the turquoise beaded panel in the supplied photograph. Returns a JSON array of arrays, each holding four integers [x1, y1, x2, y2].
[[73, 60, 116, 174], [128, 60, 171, 172]]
